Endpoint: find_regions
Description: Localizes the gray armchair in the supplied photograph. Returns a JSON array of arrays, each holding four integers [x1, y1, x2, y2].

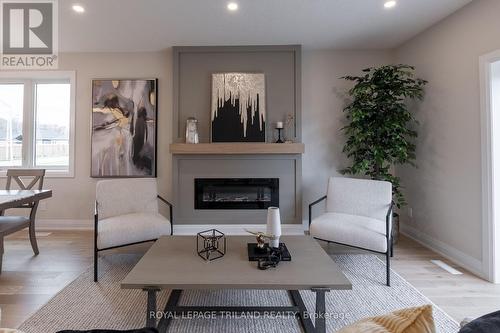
[[309, 177, 393, 286], [94, 179, 173, 282]]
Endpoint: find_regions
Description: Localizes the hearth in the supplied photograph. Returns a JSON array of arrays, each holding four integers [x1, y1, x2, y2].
[[195, 178, 279, 209]]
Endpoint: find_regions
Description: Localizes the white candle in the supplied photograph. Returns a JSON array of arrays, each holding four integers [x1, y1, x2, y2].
[[276, 121, 284, 129]]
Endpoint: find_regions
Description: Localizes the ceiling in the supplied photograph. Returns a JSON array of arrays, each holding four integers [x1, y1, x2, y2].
[[58, 0, 473, 52]]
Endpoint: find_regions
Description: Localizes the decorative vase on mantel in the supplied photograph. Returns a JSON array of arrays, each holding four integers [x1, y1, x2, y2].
[[185, 117, 199, 144], [284, 114, 295, 143]]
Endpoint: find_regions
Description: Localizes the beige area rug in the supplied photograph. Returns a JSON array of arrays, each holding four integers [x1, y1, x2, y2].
[[19, 254, 459, 332]]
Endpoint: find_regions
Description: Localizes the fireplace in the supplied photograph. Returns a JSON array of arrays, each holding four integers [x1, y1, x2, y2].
[[195, 178, 279, 210]]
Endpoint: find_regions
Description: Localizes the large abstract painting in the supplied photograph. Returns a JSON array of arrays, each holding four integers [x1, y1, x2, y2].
[[91, 79, 157, 177], [211, 73, 266, 142]]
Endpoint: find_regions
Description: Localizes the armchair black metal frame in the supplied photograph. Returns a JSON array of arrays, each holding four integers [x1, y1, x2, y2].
[[309, 196, 393, 286], [94, 195, 173, 282]]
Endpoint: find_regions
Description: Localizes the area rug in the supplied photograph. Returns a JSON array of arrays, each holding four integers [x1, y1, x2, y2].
[[19, 254, 459, 332]]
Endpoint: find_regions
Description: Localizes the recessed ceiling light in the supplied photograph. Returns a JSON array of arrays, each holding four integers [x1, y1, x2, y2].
[[384, 0, 397, 9], [227, 2, 238, 11], [384, 0, 397, 8], [72, 4, 85, 13]]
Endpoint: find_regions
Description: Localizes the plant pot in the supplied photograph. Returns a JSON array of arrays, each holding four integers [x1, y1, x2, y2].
[[392, 213, 400, 245]]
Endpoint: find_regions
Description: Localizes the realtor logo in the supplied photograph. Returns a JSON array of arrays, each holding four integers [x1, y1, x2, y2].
[[0, 0, 58, 69]]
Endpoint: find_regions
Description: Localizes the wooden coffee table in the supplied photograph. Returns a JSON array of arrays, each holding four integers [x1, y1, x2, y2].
[[121, 235, 351, 333]]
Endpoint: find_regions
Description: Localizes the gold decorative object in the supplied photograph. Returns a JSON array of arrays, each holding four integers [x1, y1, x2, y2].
[[245, 229, 275, 250]]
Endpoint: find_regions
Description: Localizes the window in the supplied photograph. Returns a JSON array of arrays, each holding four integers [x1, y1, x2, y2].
[[0, 72, 75, 176], [0, 84, 23, 167]]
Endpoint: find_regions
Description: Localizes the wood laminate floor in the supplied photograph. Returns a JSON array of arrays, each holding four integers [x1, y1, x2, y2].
[[0, 230, 498, 329]]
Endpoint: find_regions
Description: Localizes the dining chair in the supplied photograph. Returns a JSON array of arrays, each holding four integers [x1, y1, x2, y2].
[[0, 169, 46, 272]]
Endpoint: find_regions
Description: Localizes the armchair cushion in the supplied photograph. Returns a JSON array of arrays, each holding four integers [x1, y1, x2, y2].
[[96, 179, 159, 220], [97, 212, 170, 249], [326, 177, 392, 222], [310, 212, 388, 253]]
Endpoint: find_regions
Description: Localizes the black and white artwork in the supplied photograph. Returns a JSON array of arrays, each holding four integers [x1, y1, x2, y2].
[[91, 79, 157, 177], [211, 73, 266, 142]]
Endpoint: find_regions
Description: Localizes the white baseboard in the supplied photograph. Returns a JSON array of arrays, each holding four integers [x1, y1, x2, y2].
[[35, 219, 305, 236], [174, 224, 305, 235], [302, 219, 310, 231], [401, 224, 486, 279]]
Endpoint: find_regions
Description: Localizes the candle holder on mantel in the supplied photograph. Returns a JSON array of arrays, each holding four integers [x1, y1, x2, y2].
[[275, 121, 284, 143]]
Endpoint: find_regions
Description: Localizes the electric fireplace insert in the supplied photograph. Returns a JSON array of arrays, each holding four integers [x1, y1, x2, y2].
[[194, 178, 279, 210]]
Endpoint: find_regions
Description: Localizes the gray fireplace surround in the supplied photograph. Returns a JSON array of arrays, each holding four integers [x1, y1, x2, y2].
[[171, 45, 302, 225]]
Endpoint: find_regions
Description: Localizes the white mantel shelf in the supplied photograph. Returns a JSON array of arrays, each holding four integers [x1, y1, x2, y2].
[[169, 143, 305, 155]]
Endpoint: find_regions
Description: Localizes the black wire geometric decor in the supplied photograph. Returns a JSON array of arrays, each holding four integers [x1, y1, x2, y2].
[[197, 229, 226, 261]]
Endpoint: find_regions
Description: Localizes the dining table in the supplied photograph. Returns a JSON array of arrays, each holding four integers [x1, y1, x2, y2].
[[0, 190, 52, 210]]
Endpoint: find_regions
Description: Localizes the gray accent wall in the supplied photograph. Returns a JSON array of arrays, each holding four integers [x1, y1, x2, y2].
[[173, 45, 301, 143], [172, 45, 302, 225], [174, 156, 300, 225]]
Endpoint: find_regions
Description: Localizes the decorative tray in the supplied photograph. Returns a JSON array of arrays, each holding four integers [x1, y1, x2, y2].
[[247, 243, 291, 261]]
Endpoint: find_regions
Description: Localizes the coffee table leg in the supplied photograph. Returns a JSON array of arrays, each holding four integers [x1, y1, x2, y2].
[[157, 289, 182, 333], [312, 287, 330, 333], [145, 288, 329, 332], [288, 290, 315, 333], [144, 288, 159, 328]]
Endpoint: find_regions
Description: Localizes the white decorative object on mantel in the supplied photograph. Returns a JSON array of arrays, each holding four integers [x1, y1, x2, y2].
[[185, 117, 199, 144], [266, 207, 281, 248]]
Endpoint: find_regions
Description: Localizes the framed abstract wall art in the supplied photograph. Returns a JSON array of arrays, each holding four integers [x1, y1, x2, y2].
[[91, 79, 157, 177], [211, 73, 266, 142]]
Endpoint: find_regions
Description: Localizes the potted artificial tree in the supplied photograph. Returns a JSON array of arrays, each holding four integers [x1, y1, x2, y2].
[[340, 64, 427, 243]]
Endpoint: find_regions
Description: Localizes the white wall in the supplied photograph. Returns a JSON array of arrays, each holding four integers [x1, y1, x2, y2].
[[395, 0, 500, 277], [0, 51, 173, 226], [301, 50, 393, 221]]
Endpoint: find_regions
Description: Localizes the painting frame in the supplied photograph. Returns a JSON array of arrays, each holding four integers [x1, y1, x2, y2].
[[90, 78, 158, 178], [210, 72, 267, 143]]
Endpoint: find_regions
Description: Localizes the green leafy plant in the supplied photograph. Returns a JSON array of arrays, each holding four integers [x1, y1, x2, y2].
[[340, 65, 427, 208]]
